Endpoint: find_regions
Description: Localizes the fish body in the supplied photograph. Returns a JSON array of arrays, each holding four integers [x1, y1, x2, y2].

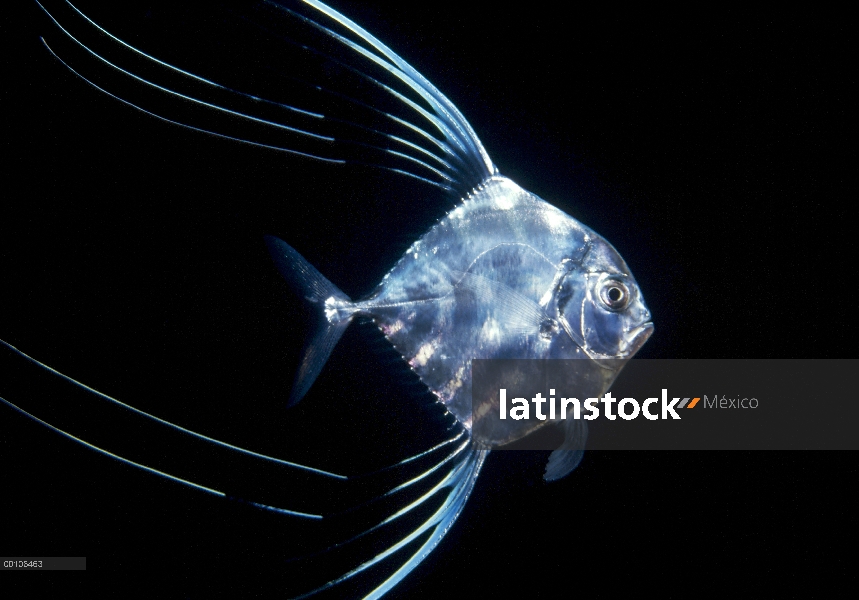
[[271, 175, 652, 448], [5, 1, 654, 597]]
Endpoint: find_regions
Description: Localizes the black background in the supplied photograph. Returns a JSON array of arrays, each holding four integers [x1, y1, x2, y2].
[[2, 1, 854, 596]]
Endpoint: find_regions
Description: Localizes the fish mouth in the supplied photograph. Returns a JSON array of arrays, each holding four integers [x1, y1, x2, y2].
[[625, 322, 655, 356]]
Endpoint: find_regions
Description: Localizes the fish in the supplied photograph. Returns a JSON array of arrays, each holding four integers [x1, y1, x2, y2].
[[3, 1, 652, 596]]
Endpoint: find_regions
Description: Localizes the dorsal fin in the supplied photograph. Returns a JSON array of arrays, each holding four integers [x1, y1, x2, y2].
[[34, 0, 497, 196]]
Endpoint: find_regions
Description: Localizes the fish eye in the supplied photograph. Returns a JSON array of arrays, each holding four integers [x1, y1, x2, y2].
[[598, 279, 631, 311]]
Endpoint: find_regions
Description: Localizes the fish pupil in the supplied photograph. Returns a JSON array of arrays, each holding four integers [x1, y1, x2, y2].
[[600, 281, 630, 310]]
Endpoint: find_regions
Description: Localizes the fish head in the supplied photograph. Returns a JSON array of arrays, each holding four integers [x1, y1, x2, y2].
[[553, 235, 653, 361]]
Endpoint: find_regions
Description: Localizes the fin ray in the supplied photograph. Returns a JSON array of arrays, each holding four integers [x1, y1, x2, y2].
[[294, 444, 488, 598], [0, 339, 343, 478], [452, 269, 547, 334], [35, 0, 495, 195], [0, 394, 324, 519], [544, 417, 588, 481]]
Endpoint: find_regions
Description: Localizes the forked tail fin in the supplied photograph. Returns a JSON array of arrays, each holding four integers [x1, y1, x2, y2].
[[265, 235, 356, 406]]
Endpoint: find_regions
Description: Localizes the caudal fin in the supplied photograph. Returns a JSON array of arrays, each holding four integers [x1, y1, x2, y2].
[[265, 236, 355, 406]]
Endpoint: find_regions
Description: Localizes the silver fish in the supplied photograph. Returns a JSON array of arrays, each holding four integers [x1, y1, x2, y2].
[[267, 175, 652, 448], [4, 1, 652, 596]]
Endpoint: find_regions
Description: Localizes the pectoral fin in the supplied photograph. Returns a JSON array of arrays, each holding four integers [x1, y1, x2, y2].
[[452, 269, 545, 336]]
